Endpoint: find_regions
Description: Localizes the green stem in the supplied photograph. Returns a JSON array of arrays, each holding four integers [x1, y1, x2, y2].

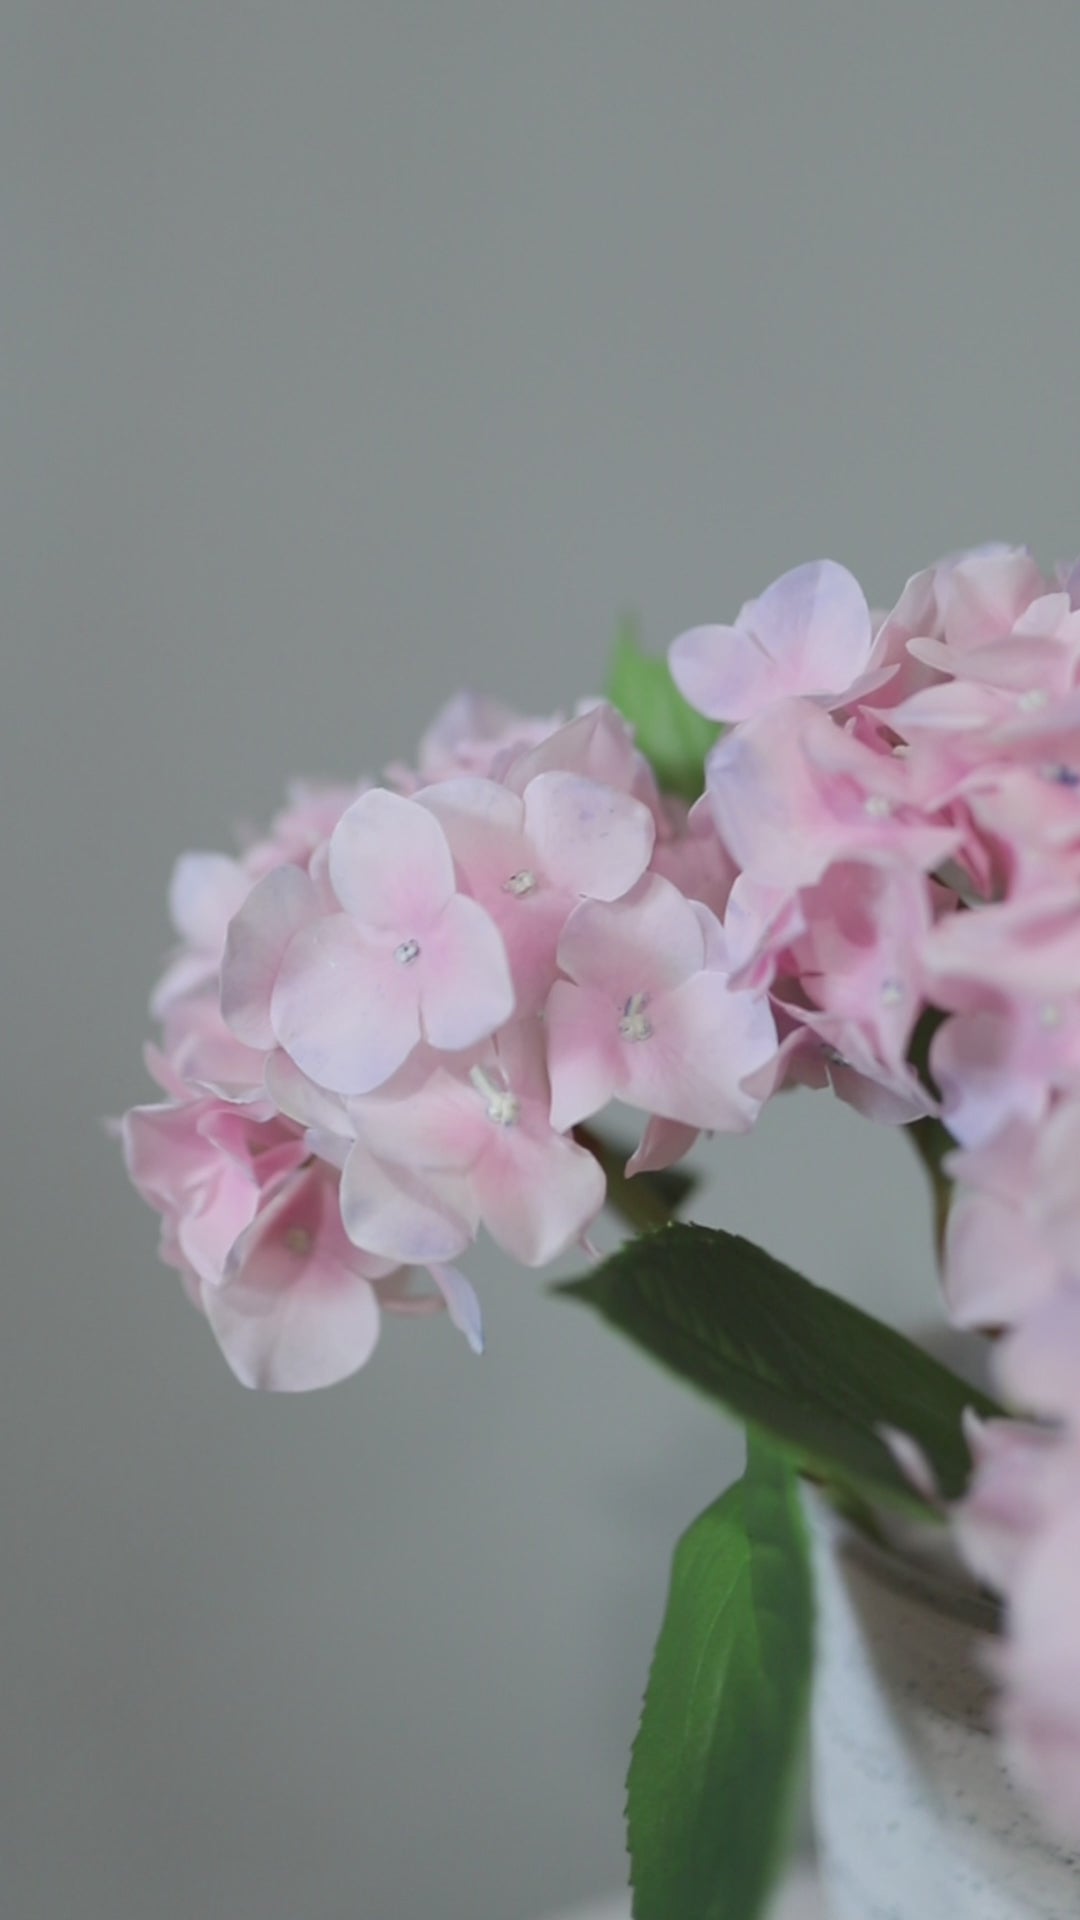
[[906, 1116, 953, 1262], [574, 1125, 675, 1236]]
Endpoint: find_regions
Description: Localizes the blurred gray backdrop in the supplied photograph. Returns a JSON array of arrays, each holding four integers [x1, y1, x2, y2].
[[4, 4, 1079, 1916]]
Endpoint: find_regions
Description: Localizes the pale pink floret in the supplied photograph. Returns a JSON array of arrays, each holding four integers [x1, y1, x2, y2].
[[649, 793, 737, 919], [267, 788, 515, 1096], [122, 1085, 482, 1387], [928, 546, 1052, 656], [418, 770, 655, 1012], [546, 873, 777, 1134], [953, 1413, 1078, 1593], [955, 1398, 1080, 1844], [942, 1123, 1063, 1331], [206, 1162, 396, 1391], [784, 860, 933, 1085], [930, 997, 1080, 1150], [924, 885, 1080, 1005], [159, 992, 271, 1105], [670, 560, 892, 723], [406, 692, 564, 787], [243, 779, 367, 877], [151, 782, 363, 1019], [705, 697, 959, 892], [503, 702, 665, 824], [121, 1094, 307, 1298], [342, 1021, 606, 1269], [961, 1290, 1080, 1839], [151, 852, 251, 1015], [220, 864, 330, 1052], [1000, 1501, 1080, 1845]]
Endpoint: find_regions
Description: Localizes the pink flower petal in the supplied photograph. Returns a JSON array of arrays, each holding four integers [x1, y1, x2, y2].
[[612, 969, 776, 1132], [340, 1142, 477, 1265], [221, 864, 319, 1050], [472, 1125, 606, 1267], [671, 561, 872, 721], [940, 548, 1047, 652], [545, 981, 623, 1132], [417, 776, 527, 877], [427, 1263, 485, 1354], [351, 1068, 485, 1174], [626, 1118, 700, 1177], [167, 851, 249, 950], [522, 771, 655, 900], [206, 1171, 384, 1390], [419, 777, 574, 1016], [418, 894, 515, 1051], [329, 787, 457, 932], [557, 875, 706, 998], [943, 1185, 1060, 1332], [272, 915, 422, 1095]]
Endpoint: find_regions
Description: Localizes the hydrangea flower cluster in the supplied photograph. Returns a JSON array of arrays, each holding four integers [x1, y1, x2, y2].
[[670, 545, 1080, 1839], [121, 696, 775, 1395], [122, 540, 1080, 1844]]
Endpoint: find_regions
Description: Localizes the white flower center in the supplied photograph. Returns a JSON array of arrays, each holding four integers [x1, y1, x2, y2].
[[880, 978, 904, 1007], [503, 869, 538, 897], [1019, 688, 1049, 713], [395, 938, 421, 965], [863, 794, 893, 819], [619, 992, 653, 1042], [1039, 1002, 1063, 1030], [284, 1227, 313, 1256], [469, 1065, 521, 1126]]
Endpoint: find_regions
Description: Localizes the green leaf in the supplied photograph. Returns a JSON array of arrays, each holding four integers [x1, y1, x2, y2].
[[560, 1224, 1001, 1511], [628, 1433, 813, 1920], [607, 618, 721, 802]]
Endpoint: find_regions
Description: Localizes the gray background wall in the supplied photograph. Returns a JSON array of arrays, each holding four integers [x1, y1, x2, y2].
[[3, 5, 1078, 1916]]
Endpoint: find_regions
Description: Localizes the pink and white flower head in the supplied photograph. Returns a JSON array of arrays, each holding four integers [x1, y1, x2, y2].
[[126, 694, 781, 1394], [121, 557, 1080, 1845]]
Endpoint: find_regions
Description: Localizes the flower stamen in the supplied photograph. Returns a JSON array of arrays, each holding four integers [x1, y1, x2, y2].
[[619, 993, 653, 1042], [469, 1065, 521, 1126]]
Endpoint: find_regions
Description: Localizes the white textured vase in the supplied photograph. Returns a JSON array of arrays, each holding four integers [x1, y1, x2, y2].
[[807, 1496, 1080, 1918]]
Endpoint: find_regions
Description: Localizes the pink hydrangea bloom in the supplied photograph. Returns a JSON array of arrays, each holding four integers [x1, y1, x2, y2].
[[705, 696, 960, 893], [342, 1022, 606, 1268], [670, 560, 894, 722], [267, 788, 516, 1095], [124, 694, 780, 1395], [669, 542, 1080, 1843], [546, 873, 777, 1134], [121, 553, 1080, 1845]]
